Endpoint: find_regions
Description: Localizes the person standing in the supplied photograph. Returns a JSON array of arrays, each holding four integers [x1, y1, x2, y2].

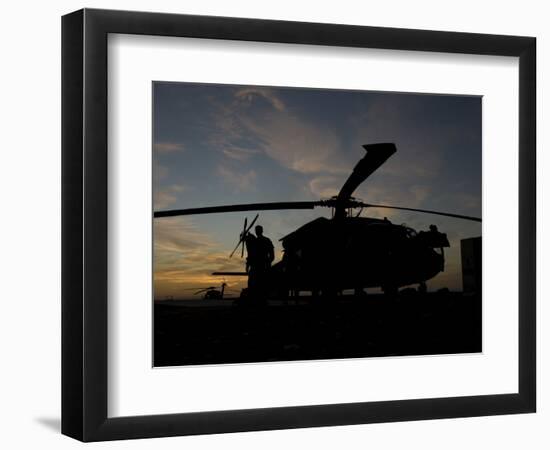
[[246, 225, 274, 301]]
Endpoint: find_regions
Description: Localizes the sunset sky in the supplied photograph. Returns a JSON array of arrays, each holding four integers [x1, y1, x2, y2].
[[153, 82, 481, 299]]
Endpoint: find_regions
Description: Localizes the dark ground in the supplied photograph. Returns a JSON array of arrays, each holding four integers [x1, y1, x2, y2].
[[154, 292, 481, 367]]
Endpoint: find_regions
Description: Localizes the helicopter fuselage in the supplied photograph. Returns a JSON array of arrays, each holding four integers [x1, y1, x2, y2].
[[266, 216, 449, 295]]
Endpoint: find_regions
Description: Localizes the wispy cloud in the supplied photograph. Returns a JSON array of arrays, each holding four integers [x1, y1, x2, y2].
[[154, 190, 176, 210], [351, 183, 433, 221], [222, 146, 260, 161], [206, 87, 348, 176], [234, 87, 286, 111], [241, 112, 347, 175], [352, 99, 444, 180], [154, 184, 187, 210], [308, 176, 341, 198], [154, 161, 169, 181], [154, 141, 185, 153], [217, 165, 257, 192], [154, 217, 246, 298]]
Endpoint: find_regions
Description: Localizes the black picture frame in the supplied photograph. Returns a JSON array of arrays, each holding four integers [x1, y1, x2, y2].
[[62, 8, 536, 442]]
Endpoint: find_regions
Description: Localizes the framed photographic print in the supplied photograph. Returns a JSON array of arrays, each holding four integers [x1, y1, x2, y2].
[[62, 8, 536, 442]]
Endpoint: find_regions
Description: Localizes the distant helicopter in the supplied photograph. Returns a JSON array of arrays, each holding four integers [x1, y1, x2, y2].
[[184, 282, 237, 300], [155, 143, 481, 296]]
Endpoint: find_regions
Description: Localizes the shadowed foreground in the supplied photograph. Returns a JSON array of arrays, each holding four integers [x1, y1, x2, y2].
[[154, 292, 481, 367]]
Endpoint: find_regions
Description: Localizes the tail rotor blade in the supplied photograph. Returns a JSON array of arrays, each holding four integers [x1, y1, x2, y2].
[[229, 239, 242, 258], [241, 213, 258, 258], [245, 213, 259, 234], [230, 214, 260, 258], [240, 217, 248, 258]]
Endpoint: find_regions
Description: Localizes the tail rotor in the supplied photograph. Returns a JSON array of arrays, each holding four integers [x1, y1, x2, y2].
[[229, 213, 259, 258]]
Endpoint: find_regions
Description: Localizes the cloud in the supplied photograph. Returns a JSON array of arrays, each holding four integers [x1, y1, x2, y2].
[[217, 165, 257, 192], [170, 184, 185, 192], [446, 193, 481, 215], [241, 112, 348, 175], [154, 161, 169, 181], [154, 190, 176, 210], [154, 184, 186, 210], [351, 99, 443, 180], [154, 217, 247, 298], [207, 87, 348, 176], [154, 142, 185, 153], [362, 184, 431, 208], [308, 176, 341, 198], [234, 87, 286, 111], [352, 183, 434, 221], [222, 146, 260, 161], [154, 217, 213, 259]]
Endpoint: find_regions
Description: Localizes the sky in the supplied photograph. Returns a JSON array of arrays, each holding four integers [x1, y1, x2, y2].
[[153, 82, 481, 299]]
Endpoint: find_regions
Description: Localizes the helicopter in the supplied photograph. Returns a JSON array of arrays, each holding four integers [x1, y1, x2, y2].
[[154, 143, 481, 297], [183, 282, 237, 300]]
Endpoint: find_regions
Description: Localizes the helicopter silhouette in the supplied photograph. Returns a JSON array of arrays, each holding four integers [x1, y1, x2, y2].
[[184, 282, 238, 300], [155, 143, 481, 297]]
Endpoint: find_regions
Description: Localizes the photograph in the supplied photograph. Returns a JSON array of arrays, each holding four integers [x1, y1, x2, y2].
[[0, 0, 542, 446], [152, 82, 482, 367]]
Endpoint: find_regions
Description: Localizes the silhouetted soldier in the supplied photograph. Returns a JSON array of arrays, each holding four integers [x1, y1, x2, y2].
[[246, 225, 274, 301], [254, 225, 274, 267]]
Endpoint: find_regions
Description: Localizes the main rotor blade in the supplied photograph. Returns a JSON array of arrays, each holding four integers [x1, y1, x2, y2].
[[336, 143, 396, 204], [360, 203, 481, 222], [154, 201, 319, 218]]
